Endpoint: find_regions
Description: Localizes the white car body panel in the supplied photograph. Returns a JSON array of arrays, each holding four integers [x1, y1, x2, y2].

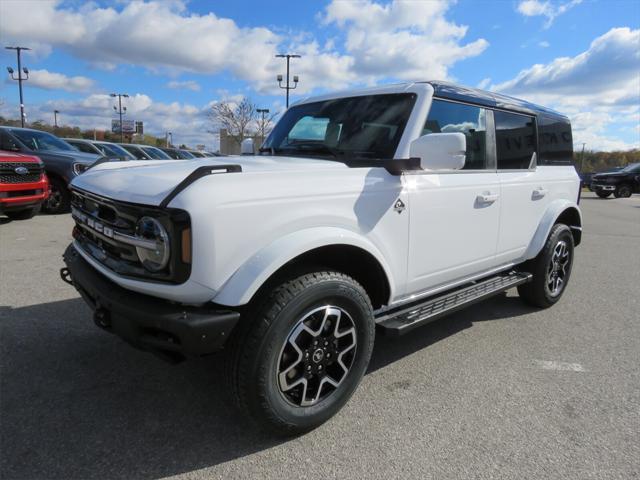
[[70, 81, 581, 308]]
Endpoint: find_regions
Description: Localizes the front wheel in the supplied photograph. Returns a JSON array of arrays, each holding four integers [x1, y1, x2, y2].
[[518, 223, 574, 308], [614, 184, 632, 198], [43, 177, 70, 214], [227, 271, 375, 435]]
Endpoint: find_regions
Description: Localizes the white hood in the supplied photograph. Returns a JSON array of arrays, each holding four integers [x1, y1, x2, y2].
[[70, 155, 347, 206]]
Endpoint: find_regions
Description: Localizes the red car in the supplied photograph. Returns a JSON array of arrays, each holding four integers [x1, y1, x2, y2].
[[0, 151, 50, 220]]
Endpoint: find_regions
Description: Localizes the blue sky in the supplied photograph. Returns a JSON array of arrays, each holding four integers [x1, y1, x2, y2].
[[1, 0, 638, 151]]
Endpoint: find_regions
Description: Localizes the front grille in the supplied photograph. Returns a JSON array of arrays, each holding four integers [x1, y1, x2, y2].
[[70, 188, 191, 284], [0, 162, 43, 184]]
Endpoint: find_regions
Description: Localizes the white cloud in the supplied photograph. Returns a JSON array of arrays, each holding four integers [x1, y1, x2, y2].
[[517, 0, 583, 28], [167, 80, 201, 92], [0, 0, 488, 94], [22, 69, 95, 93], [492, 27, 640, 151], [538, 40, 550, 48], [322, 0, 488, 81], [477, 77, 491, 89]]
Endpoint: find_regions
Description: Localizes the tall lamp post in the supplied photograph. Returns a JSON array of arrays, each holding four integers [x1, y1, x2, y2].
[[276, 54, 300, 108], [110, 93, 129, 143], [54, 109, 60, 128], [166, 132, 172, 147], [5, 46, 31, 127], [256, 108, 270, 143]]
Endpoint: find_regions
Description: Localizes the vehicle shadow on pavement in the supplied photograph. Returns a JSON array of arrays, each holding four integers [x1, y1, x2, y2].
[[0, 299, 283, 480], [0, 294, 536, 479], [368, 293, 537, 374]]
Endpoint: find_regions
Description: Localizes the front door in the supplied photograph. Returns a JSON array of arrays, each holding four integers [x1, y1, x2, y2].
[[405, 99, 501, 296]]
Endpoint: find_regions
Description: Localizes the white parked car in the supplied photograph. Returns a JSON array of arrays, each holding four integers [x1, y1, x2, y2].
[[61, 81, 582, 434]]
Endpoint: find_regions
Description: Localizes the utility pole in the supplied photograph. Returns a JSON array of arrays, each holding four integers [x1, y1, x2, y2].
[[580, 143, 586, 172], [54, 109, 60, 128], [256, 108, 270, 143], [110, 93, 129, 143], [276, 54, 301, 108], [5, 46, 31, 127]]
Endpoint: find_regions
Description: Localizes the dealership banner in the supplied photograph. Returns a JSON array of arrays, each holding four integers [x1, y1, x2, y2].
[[111, 119, 135, 133]]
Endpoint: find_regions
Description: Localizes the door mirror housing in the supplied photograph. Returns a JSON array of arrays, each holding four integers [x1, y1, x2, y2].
[[409, 132, 466, 170], [240, 138, 254, 155]]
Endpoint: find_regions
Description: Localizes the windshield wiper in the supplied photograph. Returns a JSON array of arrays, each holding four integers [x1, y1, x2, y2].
[[282, 143, 342, 158]]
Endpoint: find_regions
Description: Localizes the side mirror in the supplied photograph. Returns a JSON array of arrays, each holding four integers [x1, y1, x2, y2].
[[240, 138, 254, 155], [409, 132, 466, 170]]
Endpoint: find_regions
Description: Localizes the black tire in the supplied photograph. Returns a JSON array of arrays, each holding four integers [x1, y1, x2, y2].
[[614, 184, 632, 198], [596, 190, 612, 198], [43, 177, 70, 214], [227, 271, 375, 435], [517, 223, 574, 308], [5, 205, 40, 220]]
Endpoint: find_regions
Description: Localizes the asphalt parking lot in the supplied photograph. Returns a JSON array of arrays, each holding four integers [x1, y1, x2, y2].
[[1, 192, 639, 480]]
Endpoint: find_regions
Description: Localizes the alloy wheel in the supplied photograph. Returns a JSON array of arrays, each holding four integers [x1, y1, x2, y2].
[[546, 240, 570, 297], [277, 305, 357, 407]]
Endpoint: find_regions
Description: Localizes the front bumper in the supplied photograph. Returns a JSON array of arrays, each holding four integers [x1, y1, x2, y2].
[[0, 176, 49, 212], [590, 183, 616, 191], [62, 244, 239, 361]]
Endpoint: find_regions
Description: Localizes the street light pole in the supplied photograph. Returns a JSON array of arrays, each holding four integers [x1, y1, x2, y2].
[[110, 93, 129, 143], [256, 108, 270, 143], [5, 46, 31, 127], [580, 142, 586, 173], [54, 110, 60, 128], [166, 132, 172, 147], [276, 54, 301, 108]]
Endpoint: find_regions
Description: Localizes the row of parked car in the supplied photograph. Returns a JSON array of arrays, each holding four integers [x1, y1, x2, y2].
[[0, 125, 219, 219]]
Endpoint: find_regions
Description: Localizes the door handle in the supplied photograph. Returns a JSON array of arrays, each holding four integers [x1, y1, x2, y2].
[[532, 187, 547, 199], [476, 192, 499, 204]]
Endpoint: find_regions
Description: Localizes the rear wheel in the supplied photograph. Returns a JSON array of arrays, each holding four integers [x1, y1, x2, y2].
[[596, 190, 612, 198], [43, 177, 70, 214], [614, 184, 632, 198], [5, 205, 40, 220], [518, 223, 574, 308], [227, 271, 375, 435]]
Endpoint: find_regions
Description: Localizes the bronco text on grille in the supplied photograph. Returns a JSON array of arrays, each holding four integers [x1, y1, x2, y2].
[[70, 189, 192, 283]]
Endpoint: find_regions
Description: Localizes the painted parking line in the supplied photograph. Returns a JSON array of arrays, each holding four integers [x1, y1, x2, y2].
[[535, 360, 586, 372]]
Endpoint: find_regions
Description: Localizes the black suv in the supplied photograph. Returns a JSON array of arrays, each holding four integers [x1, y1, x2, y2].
[[591, 163, 640, 198], [0, 127, 101, 213]]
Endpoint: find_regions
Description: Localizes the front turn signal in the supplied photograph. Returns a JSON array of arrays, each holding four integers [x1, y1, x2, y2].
[[181, 228, 192, 264]]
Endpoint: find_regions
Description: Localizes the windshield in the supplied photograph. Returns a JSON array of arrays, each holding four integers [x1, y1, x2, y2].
[[141, 146, 172, 160], [10, 129, 76, 152], [263, 93, 416, 161], [622, 163, 640, 173], [95, 142, 134, 159], [121, 145, 148, 159]]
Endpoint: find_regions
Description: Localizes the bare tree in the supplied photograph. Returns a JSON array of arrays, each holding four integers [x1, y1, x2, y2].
[[208, 97, 256, 146]]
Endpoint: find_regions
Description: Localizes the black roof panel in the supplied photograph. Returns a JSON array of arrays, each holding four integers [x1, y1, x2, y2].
[[426, 81, 567, 119]]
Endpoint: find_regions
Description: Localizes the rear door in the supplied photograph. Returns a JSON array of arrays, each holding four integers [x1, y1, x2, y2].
[[406, 99, 501, 294], [494, 110, 550, 264]]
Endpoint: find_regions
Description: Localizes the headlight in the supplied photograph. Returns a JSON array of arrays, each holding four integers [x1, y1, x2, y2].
[[73, 162, 91, 175], [135, 216, 170, 272]]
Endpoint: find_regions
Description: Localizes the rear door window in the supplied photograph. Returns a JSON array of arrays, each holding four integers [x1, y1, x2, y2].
[[494, 111, 537, 169]]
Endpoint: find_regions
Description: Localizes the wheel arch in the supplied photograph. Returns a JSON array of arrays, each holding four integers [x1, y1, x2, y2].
[[212, 228, 395, 309], [524, 200, 582, 260]]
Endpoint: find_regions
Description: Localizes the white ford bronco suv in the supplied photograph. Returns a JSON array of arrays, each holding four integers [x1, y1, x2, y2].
[[61, 81, 581, 434]]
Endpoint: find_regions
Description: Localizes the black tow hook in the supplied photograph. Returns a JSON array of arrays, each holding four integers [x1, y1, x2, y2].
[[60, 267, 73, 286], [94, 308, 111, 329]]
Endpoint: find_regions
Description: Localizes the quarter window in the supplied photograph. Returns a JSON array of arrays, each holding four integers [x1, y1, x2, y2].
[[494, 111, 536, 169], [422, 99, 488, 170]]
